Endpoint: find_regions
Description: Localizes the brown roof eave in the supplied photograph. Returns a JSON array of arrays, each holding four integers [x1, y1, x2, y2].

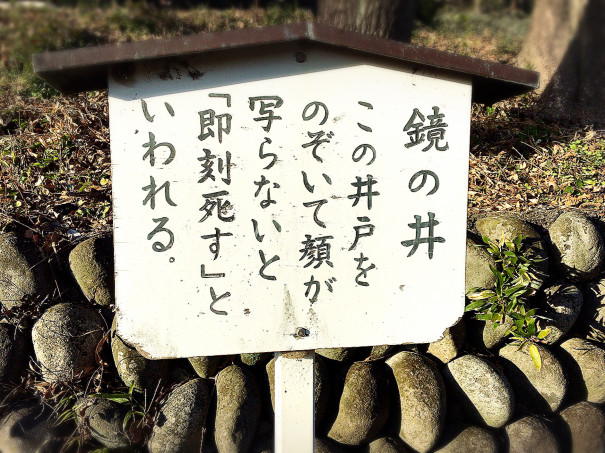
[[32, 21, 539, 104]]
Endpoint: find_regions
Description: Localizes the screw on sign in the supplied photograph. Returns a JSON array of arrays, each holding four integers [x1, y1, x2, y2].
[[33, 22, 538, 453]]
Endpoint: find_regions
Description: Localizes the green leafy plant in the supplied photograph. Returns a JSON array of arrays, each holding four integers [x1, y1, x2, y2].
[[466, 234, 549, 369], [55, 382, 149, 450], [89, 381, 149, 432]]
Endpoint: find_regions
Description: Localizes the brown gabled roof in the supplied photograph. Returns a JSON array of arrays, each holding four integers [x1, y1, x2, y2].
[[33, 21, 538, 104]]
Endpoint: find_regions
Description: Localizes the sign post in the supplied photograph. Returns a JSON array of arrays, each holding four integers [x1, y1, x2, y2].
[[274, 351, 315, 452], [33, 22, 539, 451]]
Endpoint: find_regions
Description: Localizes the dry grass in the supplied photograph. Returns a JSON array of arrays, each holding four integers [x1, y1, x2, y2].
[[1, 5, 603, 246], [0, 4, 312, 244], [469, 95, 605, 216]]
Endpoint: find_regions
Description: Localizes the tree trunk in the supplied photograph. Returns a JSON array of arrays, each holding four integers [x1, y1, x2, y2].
[[516, 0, 605, 126], [317, 0, 417, 42]]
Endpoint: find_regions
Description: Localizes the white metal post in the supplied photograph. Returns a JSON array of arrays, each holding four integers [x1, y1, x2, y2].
[[274, 351, 315, 453]]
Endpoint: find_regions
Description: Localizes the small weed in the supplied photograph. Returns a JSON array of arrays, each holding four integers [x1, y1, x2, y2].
[[19, 76, 60, 100], [55, 381, 150, 450], [466, 234, 549, 369], [89, 382, 150, 433]]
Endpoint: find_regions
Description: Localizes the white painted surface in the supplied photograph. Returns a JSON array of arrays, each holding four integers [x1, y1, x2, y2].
[[109, 45, 472, 358], [274, 351, 315, 453]]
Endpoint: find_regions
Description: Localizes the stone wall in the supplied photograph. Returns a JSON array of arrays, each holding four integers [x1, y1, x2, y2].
[[1, 209, 604, 452]]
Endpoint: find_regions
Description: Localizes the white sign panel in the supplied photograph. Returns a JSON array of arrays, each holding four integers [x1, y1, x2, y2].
[[109, 46, 471, 358]]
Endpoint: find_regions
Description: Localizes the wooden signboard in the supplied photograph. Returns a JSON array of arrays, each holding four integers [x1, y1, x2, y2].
[[108, 46, 471, 358]]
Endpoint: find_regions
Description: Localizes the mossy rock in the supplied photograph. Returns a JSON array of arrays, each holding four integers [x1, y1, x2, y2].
[[314, 438, 345, 453], [369, 345, 393, 360], [505, 416, 560, 453], [111, 317, 170, 394], [315, 348, 355, 362], [475, 213, 548, 289], [578, 277, 605, 342], [499, 343, 567, 412], [0, 233, 53, 310], [69, 235, 114, 307], [148, 378, 210, 453], [32, 303, 106, 383], [385, 351, 446, 453], [189, 355, 221, 379], [559, 337, 605, 404], [540, 284, 583, 344], [481, 318, 514, 349], [434, 426, 499, 453], [548, 211, 605, 282], [215, 364, 261, 453], [560, 401, 605, 453], [366, 436, 408, 452], [241, 353, 271, 367], [79, 397, 134, 451], [443, 354, 514, 428], [327, 361, 389, 446], [427, 319, 465, 364], [465, 237, 497, 293]]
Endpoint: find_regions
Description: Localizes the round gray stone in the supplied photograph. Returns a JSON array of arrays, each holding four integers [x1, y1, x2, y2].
[[475, 213, 548, 289], [443, 354, 514, 428], [559, 337, 605, 403], [465, 238, 497, 293], [327, 361, 389, 446], [0, 233, 53, 310], [69, 235, 114, 307], [32, 303, 105, 383], [548, 211, 605, 282], [0, 399, 59, 453], [215, 364, 261, 453], [241, 353, 271, 367], [79, 397, 133, 450], [560, 401, 605, 453], [266, 354, 329, 424], [505, 416, 560, 453], [385, 351, 446, 453], [110, 317, 170, 394], [314, 438, 345, 453], [482, 317, 514, 349], [367, 436, 408, 452], [369, 345, 393, 360], [0, 323, 28, 383], [499, 343, 567, 412], [434, 426, 499, 453], [188, 356, 221, 378], [315, 348, 355, 362], [541, 284, 583, 344], [579, 277, 605, 342], [148, 378, 210, 453], [428, 319, 466, 363]]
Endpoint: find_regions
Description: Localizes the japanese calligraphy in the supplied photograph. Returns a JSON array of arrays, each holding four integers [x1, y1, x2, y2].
[[300, 235, 334, 268], [348, 175, 380, 209], [401, 212, 445, 259], [403, 106, 449, 152]]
